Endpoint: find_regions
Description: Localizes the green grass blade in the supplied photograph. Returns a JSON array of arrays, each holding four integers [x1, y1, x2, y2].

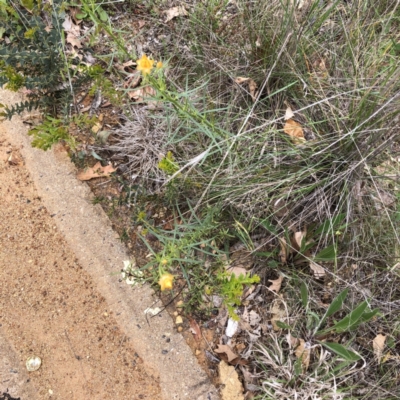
[[321, 342, 361, 361], [300, 282, 308, 309], [313, 244, 337, 262], [318, 288, 349, 329], [332, 301, 369, 333]]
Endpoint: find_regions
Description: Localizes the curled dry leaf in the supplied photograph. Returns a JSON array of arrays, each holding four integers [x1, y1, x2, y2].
[[284, 106, 295, 120], [77, 162, 116, 181], [279, 237, 289, 263], [309, 261, 325, 278], [164, 6, 189, 22], [188, 317, 202, 342], [268, 275, 283, 293], [293, 230, 306, 251], [373, 334, 386, 363], [234, 77, 258, 102], [128, 85, 156, 101], [124, 72, 141, 89], [295, 339, 311, 371], [215, 344, 239, 363], [284, 119, 305, 142]]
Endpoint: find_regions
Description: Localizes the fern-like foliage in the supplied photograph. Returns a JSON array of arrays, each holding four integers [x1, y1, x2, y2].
[[28, 116, 76, 150], [0, 0, 91, 119]]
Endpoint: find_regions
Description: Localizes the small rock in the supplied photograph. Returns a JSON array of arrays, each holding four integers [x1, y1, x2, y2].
[[176, 315, 183, 324]]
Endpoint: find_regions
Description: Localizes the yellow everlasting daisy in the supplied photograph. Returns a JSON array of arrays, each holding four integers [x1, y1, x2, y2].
[[158, 272, 174, 291], [136, 54, 154, 75]]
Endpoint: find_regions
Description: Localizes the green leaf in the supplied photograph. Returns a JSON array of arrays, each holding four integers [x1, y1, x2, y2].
[[20, 0, 34, 11], [300, 282, 308, 308], [275, 321, 291, 330], [315, 213, 346, 236], [321, 342, 361, 361], [332, 301, 368, 333], [76, 12, 87, 19], [314, 244, 336, 262], [319, 288, 348, 328], [97, 7, 108, 22]]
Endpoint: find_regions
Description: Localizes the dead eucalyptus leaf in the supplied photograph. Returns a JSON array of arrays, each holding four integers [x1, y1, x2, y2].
[[295, 339, 311, 371], [309, 261, 325, 278], [77, 162, 116, 181], [164, 6, 188, 22], [268, 275, 283, 293], [373, 334, 386, 363]]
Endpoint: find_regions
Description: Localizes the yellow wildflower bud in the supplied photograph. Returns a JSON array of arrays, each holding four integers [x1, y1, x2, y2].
[[161, 258, 168, 265], [136, 54, 154, 75], [158, 273, 174, 291], [156, 61, 163, 69]]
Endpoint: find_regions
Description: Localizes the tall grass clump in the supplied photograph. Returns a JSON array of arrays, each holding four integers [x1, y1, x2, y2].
[[106, 0, 400, 396]]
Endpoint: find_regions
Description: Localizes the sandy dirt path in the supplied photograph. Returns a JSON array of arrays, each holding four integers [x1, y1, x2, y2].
[[0, 125, 161, 399]]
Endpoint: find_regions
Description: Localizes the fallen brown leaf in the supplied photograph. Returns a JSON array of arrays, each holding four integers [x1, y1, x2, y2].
[[268, 275, 283, 293], [77, 162, 116, 181], [270, 301, 285, 331], [295, 339, 311, 371], [215, 344, 239, 363], [309, 261, 325, 278], [234, 77, 258, 102], [373, 334, 386, 363], [164, 6, 188, 22], [188, 317, 202, 342], [284, 119, 305, 142], [279, 237, 289, 263], [293, 230, 306, 251], [66, 32, 82, 49], [226, 266, 248, 279], [284, 106, 295, 120], [124, 72, 141, 89]]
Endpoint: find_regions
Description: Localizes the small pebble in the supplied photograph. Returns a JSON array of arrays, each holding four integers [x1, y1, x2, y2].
[[195, 349, 201, 356], [177, 326, 183, 332], [175, 316, 183, 324], [162, 350, 168, 354]]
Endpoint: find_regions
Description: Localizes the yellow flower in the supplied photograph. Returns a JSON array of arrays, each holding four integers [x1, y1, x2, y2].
[[158, 272, 174, 291], [136, 54, 154, 75], [156, 61, 163, 69]]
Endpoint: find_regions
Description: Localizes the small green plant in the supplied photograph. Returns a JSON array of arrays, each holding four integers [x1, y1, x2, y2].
[[28, 116, 75, 150], [158, 151, 179, 175], [218, 271, 260, 320]]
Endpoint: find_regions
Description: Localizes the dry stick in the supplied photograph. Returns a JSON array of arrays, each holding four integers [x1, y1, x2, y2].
[[192, 32, 294, 215]]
